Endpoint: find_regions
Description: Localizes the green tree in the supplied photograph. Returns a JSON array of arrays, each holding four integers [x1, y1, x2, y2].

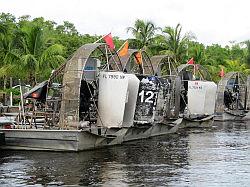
[[19, 22, 65, 85], [205, 44, 229, 66], [225, 59, 250, 73], [147, 34, 168, 56], [127, 19, 159, 50], [0, 13, 22, 89], [187, 41, 206, 65], [244, 40, 250, 67], [227, 42, 245, 62], [56, 21, 78, 35], [201, 44, 229, 82], [162, 23, 194, 64]]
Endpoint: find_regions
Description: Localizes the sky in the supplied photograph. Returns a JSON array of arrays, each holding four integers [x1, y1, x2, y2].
[[0, 0, 250, 46]]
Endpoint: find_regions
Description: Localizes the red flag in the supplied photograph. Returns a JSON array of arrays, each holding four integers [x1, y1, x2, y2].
[[103, 33, 115, 50], [219, 68, 225, 77], [187, 57, 194, 64]]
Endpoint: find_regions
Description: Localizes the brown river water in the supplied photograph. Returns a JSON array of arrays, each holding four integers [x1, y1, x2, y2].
[[0, 121, 249, 186]]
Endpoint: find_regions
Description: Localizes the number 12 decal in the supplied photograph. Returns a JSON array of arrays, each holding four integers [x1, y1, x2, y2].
[[139, 90, 155, 103]]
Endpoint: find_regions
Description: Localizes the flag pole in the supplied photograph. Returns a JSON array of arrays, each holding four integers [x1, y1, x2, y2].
[[94, 32, 112, 43], [117, 40, 127, 52], [94, 34, 105, 43], [139, 50, 144, 74], [19, 79, 25, 128], [193, 64, 196, 79]]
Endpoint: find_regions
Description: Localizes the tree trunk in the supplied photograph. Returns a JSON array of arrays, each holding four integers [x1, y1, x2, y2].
[[29, 72, 36, 87], [10, 77, 13, 88], [3, 75, 7, 90]]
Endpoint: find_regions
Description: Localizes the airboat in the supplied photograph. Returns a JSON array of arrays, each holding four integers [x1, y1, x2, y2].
[[0, 43, 180, 151], [119, 50, 181, 124], [150, 56, 217, 128], [215, 72, 250, 121]]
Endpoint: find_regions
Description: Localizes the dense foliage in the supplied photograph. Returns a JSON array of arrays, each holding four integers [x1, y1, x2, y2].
[[0, 13, 250, 89]]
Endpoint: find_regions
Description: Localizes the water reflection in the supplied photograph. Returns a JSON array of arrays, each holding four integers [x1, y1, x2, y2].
[[0, 122, 249, 186], [178, 122, 250, 186]]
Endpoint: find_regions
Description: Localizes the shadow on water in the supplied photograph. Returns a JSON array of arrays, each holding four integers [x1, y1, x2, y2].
[[0, 122, 250, 186], [0, 133, 189, 186]]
